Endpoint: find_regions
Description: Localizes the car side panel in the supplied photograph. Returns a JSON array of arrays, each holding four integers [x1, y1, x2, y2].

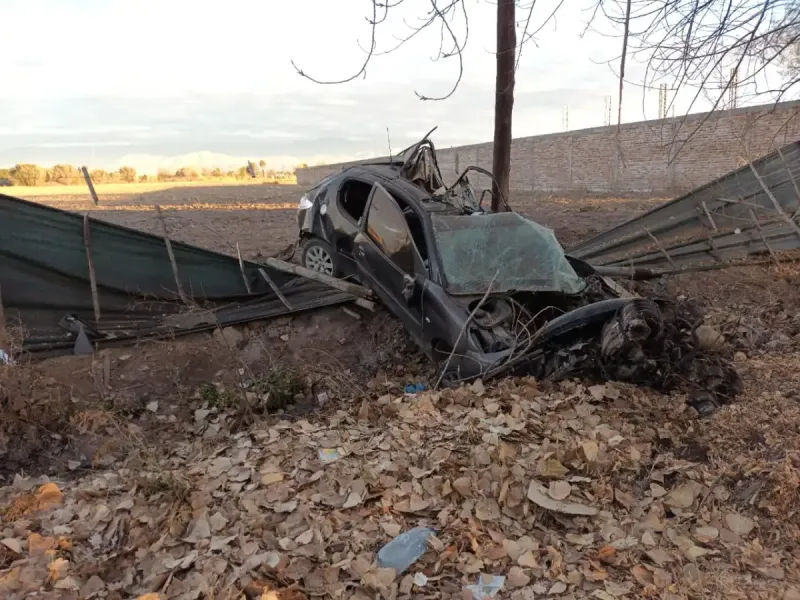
[[354, 232, 425, 346]]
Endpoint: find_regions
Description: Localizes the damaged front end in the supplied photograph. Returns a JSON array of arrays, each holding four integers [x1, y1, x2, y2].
[[441, 291, 742, 415], [430, 214, 742, 412]]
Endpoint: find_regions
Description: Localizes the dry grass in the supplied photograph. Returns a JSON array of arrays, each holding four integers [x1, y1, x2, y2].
[[5, 177, 295, 198]]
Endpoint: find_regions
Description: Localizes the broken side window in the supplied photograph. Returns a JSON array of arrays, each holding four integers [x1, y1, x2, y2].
[[339, 179, 373, 222], [365, 184, 417, 274]]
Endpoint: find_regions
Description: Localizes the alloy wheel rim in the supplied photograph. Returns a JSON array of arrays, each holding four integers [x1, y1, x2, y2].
[[306, 246, 334, 275]]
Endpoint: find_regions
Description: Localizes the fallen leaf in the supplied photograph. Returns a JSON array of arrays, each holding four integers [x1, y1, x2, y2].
[[725, 513, 755, 536], [508, 566, 530, 587], [566, 533, 594, 547], [428, 535, 445, 552], [274, 501, 298, 513], [694, 526, 719, 543], [527, 480, 598, 516], [343, 492, 362, 509], [34, 483, 63, 511], [261, 472, 284, 486], [549, 481, 571, 500], [79, 575, 106, 599], [631, 565, 654, 586], [54, 577, 80, 591], [539, 459, 569, 479], [645, 549, 674, 566], [664, 484, 696, 509], [453, 477, 472, 496], [0, 538, 22, 554], [614, 488, 635, 509], [296, 529, 314, 545], [362, 567, 397, 590], [682, 544, 713, 561], [758, 567, 784, 580], [48, 557, 70, 582], [548, 580, 567, 595], [581, 441, 599, 462], [381, 522, 402, 537], [27, 532, 56, 555], [588, 384, 606, 400], [517, 551, 538, 568], [183, 516, 211, 543], [476, 499, 501, 521], [597, 545, 617, 563]]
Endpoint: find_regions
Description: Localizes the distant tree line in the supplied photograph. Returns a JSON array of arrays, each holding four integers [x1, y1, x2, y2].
[[0, 162, 299, 187]]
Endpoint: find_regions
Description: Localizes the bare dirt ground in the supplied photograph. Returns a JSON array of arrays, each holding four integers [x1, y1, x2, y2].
[[21, 184, 665, 259], [2, 185, 800, 599]]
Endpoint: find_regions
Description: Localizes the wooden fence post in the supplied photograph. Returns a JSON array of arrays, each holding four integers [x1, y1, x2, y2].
[[83, 214, 102, 321], [154, 205, 188, 303]]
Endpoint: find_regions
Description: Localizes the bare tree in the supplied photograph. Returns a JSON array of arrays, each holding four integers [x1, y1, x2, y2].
[[587, 0, 800, 156], [294, 0, 799, 199], [291, 0, 563, 212]]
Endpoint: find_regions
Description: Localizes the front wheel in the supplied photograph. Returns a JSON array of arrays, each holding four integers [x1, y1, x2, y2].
[[300, 237, 340, 277]]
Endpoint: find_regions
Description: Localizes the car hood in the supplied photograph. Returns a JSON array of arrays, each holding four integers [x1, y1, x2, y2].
[[432, 212, 587, 296]]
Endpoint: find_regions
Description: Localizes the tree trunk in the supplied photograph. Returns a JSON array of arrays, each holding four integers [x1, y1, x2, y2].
[[491, 0, 516, 213]]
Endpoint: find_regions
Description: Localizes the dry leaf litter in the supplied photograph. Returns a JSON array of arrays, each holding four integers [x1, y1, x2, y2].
[[3, 362, 800, 600]]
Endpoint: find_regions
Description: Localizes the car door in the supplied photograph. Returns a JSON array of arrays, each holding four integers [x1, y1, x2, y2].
[[353, 183, 425, 341]]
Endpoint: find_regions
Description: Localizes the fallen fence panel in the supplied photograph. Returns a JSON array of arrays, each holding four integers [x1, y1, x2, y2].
[[568, 141, 800, 272]]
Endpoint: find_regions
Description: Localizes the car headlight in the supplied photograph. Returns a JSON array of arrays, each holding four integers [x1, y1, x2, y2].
[[298, 195, 313, 210]]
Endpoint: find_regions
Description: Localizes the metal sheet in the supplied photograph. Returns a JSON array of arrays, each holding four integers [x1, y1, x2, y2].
[[568, 141, 800, 272], [0, 192, 354, 355]]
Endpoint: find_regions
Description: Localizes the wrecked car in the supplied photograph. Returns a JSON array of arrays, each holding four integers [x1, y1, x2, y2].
[[296, 131, 740, 414]]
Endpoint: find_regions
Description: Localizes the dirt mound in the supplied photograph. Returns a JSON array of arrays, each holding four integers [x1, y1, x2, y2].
[[0, 306, 420, 483]]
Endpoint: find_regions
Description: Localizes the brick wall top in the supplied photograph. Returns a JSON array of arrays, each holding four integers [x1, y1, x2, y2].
[[296, 100, 800, 194]]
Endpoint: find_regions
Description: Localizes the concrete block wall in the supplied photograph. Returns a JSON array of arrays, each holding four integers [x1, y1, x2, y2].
[[296, 100, 800, 196]]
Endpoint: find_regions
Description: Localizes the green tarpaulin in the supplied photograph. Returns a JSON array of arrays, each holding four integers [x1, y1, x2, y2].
[[0, 193, 351, 354]]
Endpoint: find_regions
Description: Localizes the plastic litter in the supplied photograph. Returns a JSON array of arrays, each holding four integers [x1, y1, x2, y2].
[[404, 382, 427, 394], [318, 448, 343, 464], [412, 572, 428, 587], [464, 574, 506, 599], [0, 348, 12, 365], [376, 527, 434, 574]]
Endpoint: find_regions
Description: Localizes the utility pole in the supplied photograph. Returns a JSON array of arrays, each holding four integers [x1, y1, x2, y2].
[[491, 0, 515, 213], [658, 84, 668, 119], [728, 68, 739, 109]]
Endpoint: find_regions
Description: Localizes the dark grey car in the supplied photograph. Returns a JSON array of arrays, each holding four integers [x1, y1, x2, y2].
[[292, 135, 646, 383]]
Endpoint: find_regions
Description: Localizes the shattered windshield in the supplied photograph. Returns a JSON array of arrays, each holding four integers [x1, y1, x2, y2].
[[431, 213, 586, 295]]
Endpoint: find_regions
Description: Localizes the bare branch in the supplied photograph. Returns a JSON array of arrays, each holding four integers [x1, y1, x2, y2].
[[291, 1, 381, 85]]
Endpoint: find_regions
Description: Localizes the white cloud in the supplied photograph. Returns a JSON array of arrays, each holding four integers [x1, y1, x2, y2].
[[0, 0, 790, 169]]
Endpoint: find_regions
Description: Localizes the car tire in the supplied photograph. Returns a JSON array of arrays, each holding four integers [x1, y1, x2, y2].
[[300, 237, 340, 277]]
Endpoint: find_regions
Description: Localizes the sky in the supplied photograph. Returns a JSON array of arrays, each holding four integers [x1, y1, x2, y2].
[[0, 0, 788, 172]]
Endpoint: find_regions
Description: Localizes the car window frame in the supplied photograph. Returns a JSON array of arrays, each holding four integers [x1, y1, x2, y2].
[[362, 183, 425, 276], [335, 177, 374, 226]]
